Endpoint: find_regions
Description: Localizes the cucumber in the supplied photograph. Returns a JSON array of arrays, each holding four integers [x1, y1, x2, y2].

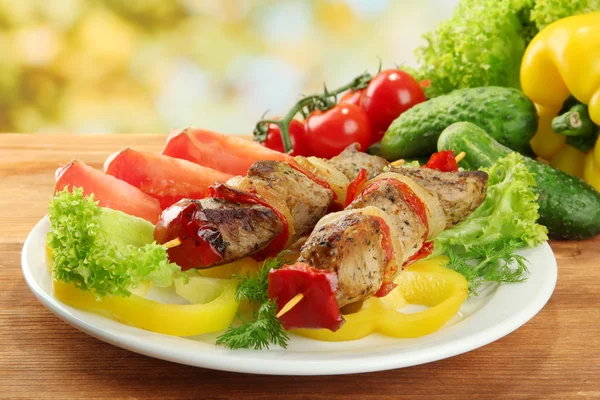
[[438, 122, 600, 240], [381, 87, 538, 161]]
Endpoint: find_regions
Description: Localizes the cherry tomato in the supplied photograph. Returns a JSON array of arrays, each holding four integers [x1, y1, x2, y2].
[[263, 119, 310, 156], [305, 104, 371, 159], [360, 69, 426, 144], [339, 89, 363, 106]]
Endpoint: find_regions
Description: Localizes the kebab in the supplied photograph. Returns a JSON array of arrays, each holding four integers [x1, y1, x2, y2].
[[268, 152, 488, 331], [154, 144, 389, 269]]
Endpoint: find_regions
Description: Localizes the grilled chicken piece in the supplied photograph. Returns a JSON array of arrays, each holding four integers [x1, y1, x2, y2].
[[245, 161, 333, 240], [390, 167, 488, 227], [154, 198, 282, 270], [330, 143, 389, 180], [347, 183, 426, 261], [298, 212, 390, 307]]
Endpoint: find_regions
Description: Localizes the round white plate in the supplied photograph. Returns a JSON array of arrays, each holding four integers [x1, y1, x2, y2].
[[23, 217, 557, 375]]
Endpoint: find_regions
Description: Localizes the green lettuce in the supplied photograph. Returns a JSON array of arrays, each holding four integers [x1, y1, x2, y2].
[[47, 187, 179, 298], [434, 152, 548, 254]]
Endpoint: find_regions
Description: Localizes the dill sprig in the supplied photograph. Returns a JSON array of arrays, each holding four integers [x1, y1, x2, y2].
[[445, 239, 529, 296], [216, 252, 290, 350]]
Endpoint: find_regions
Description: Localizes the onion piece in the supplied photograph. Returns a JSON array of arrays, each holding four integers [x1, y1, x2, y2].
[[294, 156, 350, 205]]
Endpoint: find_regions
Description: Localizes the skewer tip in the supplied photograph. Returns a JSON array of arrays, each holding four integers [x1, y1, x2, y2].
[[276, 292, 305, 318], [163, 237, 182, 249]]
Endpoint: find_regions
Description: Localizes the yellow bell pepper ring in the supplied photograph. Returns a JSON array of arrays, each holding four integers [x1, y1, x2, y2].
[[53, 277, 239, 337], [293, 256, 468, 341]]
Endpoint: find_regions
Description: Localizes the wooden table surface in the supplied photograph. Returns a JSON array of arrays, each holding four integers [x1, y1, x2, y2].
[[1, 133, 599, 400]]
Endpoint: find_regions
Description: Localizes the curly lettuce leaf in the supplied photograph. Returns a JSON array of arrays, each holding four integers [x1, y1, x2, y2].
[[47, 187, 179, 298], [413, 0, 599, 98], [530, 0, 600, 31], [434, 153, 548, 254]]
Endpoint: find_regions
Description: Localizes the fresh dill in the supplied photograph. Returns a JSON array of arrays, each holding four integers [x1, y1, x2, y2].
[[216, 252, 290, 350], [445, 239, 529, 296]]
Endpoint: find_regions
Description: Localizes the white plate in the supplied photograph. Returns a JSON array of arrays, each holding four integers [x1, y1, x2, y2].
[[22, 217, 557, 375]]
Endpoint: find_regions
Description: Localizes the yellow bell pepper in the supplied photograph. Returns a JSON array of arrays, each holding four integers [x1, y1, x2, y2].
[[520, 12, 600, 190], [293, 257, 468, 341], [54, 278, 239, 337]]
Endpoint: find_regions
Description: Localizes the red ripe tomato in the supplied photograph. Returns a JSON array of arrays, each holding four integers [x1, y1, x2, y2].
[[263, 119, 310, 156], [360, 69, 426, 144], [305, 104, 371, 159], [339, 89, 363, 106]]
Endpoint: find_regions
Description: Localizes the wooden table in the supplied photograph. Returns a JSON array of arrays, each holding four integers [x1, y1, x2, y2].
[[1, 134, 599, 400]]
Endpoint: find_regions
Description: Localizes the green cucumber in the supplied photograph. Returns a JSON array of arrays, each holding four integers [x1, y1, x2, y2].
[[381, 87, 537, 161], [438, 122, 600, 240]]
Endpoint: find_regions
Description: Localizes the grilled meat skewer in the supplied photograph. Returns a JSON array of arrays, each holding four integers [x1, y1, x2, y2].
[[154, 145, 389, 270], [297, 170, 488, 308]]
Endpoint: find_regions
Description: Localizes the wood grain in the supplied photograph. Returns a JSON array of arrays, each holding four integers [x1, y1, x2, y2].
[[1, 133, 599, 400]]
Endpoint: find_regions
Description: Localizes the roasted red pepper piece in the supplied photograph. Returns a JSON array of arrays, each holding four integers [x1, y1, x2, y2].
[[345, 168, 368, 207], [206, 183, 289, 259], [404, 240, 434, 266], [268, 263, 344, 332], [154, 199, 224, 270], [423, 150, 459, 172]]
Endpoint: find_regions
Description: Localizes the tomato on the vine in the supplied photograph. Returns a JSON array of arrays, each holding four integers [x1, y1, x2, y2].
[[305, 104, 371, 159], [263, 119, 310, 156], [360, 69, 426, 144], [339, 89, 363, 106]]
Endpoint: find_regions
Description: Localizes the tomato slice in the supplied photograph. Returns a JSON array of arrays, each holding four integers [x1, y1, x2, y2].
[[55, 160, 161, 224], [345, 168, 368, 207], [372, 215, 398, 298], [105, 148, 232, 209], [162, 127, 292, 176]]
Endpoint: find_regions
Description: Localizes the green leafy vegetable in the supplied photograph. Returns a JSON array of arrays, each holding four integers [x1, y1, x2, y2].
[[446, 240, 529, 295], [216, 253, 289, 350], [434, 153, 547, 292], [413, 0, 599, 98], [435, 152, 548, 254], [48, 187, 179, 298], [530, 0, 600, 31]]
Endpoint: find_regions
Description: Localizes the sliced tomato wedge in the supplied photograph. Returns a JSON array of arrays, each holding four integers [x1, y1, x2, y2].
[[104, 148, 232, 209], [345, 168, 368, 207], [162, 127, 293, 176], [55, 160, 161, 224]]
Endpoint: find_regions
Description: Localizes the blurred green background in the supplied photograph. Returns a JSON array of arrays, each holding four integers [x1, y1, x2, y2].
[[0, 0, 456, 135]]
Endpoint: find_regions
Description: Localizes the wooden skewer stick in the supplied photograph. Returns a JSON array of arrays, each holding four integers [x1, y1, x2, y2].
[[163, 237, 182, 249], [455, 152, 466, 163], [276, 293, 305, 318], [391, 159, 406, 167]]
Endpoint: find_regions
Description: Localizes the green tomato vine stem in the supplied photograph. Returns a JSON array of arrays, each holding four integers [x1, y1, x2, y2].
[[254, 71, 372, 153]]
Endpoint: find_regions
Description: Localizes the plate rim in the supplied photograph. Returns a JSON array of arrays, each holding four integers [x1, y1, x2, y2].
[[22, 216, 558, 375]]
